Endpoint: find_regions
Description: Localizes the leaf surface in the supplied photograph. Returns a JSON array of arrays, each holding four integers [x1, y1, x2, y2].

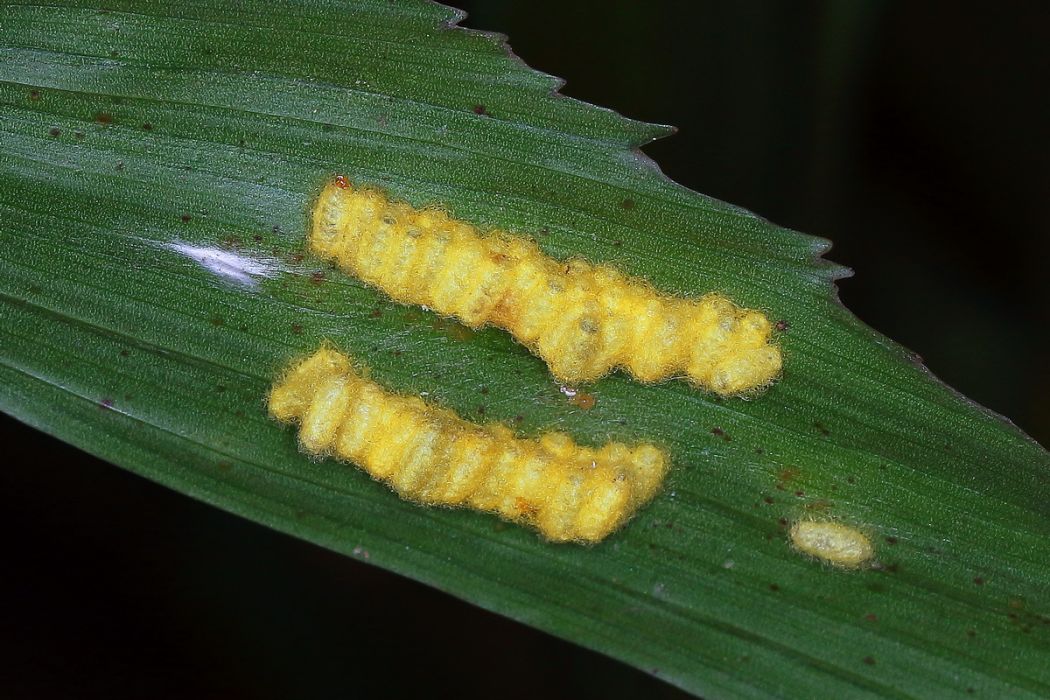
[[2, 2, 1048, 697]]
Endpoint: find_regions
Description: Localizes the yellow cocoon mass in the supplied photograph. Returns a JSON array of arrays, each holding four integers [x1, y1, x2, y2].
[[310, 179, 782, 396], [269, 346, 670, 543]]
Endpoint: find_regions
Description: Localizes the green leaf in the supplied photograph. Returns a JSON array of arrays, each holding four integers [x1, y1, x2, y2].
[[2, 2, 1047, 698]]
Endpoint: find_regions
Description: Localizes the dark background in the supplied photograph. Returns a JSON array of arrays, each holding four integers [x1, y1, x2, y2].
[[3, 3, 1047, 698]]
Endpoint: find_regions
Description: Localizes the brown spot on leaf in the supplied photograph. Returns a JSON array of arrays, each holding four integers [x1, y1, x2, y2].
[[291, 323, 303, 334], [472, 104, 488, 116], [94, 111, 114, 125], [142, 122, 153, 131], [620, 198, 636, 210], [29, 90, 41, 101], [48, 127, 61, 137], [774, 319, 790, 332], [863, 656, 876, 666], [570, 391, 596, 410], [180, 214, 191, 223], [865, 613, 878, 622]]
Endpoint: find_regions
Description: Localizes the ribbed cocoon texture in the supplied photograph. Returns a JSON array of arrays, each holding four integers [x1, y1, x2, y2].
[[269, 346, 670, 543], [311, 179, 782, 396]]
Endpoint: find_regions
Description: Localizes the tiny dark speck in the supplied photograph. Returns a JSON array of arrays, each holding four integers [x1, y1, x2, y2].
[[513, 414, 524, 423], [392, 349, 402, 357], [99, 398, 114, 410], [29, 90, 41, 101], [291, 323, 303, 334], [763, 496, 775, 504], [620, 198, 636, 210], [142, 122, 153, 131], [95, 112, 114, 125], [119, 349, 129, 357], [252, 234, 263, 243], [472, 104, 488, 116], [775, 320, 790, 332], [180, 214, 192, 223], [109, 50, 120, 58], [322, 123, 335, 132], [884, 536, 898, 545], [210, 316, 224, 327], [865, 613, 878, 622], [477, 406, 486, 415], [711, 427, 725, 437], [370, 308, 382, 318], [49, 127, 61, 137], [862, 656, 876, 666], [115, 161, 125, 171], [768, 583, 780, 592], [480, 386, 489, 395], [973, 577, 984, 586]]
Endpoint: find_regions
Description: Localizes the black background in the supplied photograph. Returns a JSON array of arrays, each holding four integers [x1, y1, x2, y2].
[[3, 3, 1047, 698]]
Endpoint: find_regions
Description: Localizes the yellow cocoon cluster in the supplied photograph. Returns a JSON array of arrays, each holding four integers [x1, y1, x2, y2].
[[311, 179, 782, 396], [789, 520, 874, 568], [269, 346, 670, 543]]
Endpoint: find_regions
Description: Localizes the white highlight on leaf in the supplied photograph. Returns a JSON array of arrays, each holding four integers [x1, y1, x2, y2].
[[166, 242, 279, 287]]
